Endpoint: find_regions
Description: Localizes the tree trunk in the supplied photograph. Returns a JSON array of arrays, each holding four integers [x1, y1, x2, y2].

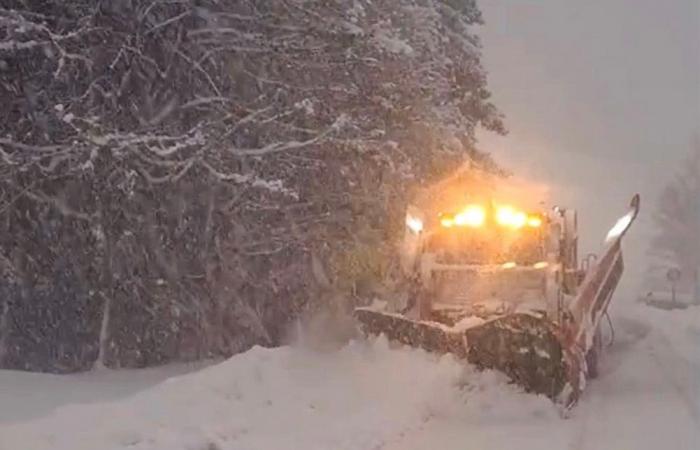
[[93, 208, 114, 370], [0, 298, 9, 365], [93, 294, 111, 370]]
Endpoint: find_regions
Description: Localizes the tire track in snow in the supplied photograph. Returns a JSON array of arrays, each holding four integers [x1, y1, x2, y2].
[[572, 310, 700, 450], [568, 312, 662, 450], [647, 332, 700, 423]]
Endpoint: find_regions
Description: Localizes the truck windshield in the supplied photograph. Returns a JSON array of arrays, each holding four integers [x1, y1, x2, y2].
[[426, 227, 545, 265]]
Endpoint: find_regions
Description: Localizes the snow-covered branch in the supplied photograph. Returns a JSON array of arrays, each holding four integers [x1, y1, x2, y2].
[[0, 0, 505, 371], [230, 115, 346, 157], [200, 161, 299, 199]]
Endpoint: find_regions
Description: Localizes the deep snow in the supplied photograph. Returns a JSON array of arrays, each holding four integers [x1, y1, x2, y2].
[[0, 303, 698, 450], [0, 361, 211, 425]]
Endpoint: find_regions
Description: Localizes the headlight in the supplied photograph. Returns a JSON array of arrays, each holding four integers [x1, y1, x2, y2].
[[406, 215, 423, 233]]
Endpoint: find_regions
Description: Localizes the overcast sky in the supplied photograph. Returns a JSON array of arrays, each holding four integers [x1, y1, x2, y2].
[[475, 0, 700, 297]]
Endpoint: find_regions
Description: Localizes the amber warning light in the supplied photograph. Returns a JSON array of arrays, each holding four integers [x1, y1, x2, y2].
[[440, 205, 543, 230]]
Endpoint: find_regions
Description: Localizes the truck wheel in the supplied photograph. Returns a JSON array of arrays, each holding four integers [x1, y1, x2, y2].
[[586, 326, 603, 379]]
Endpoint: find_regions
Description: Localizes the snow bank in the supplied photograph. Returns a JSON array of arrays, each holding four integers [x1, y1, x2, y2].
[[0, 305, 700, 450], [0, 338, 549, 450], [615, 301, 700, 362], [0, 362, 209, 425], [4, 304, 695, 450]]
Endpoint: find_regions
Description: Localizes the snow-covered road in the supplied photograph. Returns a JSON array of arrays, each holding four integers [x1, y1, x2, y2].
[[0, 303, 697, 450]]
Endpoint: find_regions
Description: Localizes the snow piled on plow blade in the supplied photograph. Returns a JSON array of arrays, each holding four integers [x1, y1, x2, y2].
[[0, 338, 554, 450], [354, 308, 577, 405]]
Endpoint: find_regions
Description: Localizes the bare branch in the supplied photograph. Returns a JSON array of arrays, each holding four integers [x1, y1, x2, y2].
[[145, 10, 191, 36], [24, 190, 94, 221], [229, 115, 345, 157], [0, 138, 67, 154]]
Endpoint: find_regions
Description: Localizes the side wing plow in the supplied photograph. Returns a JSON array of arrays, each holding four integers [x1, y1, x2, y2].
[[558, 194, 640, 406]]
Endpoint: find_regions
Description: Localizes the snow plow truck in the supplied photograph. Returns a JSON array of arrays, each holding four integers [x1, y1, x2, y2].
[[355, 170, 640, 408]]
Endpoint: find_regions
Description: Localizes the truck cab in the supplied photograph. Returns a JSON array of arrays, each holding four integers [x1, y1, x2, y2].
[[400, 200, 583, 325]]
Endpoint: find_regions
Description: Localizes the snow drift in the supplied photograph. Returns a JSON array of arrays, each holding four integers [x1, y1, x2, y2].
[[0, 304, 697, 450], [0, 336, 552, 450]]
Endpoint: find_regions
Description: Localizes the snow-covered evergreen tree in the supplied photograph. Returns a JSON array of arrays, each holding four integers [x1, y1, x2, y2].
[[648, 138, 700, 304], [0, 0, 505, 370]]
